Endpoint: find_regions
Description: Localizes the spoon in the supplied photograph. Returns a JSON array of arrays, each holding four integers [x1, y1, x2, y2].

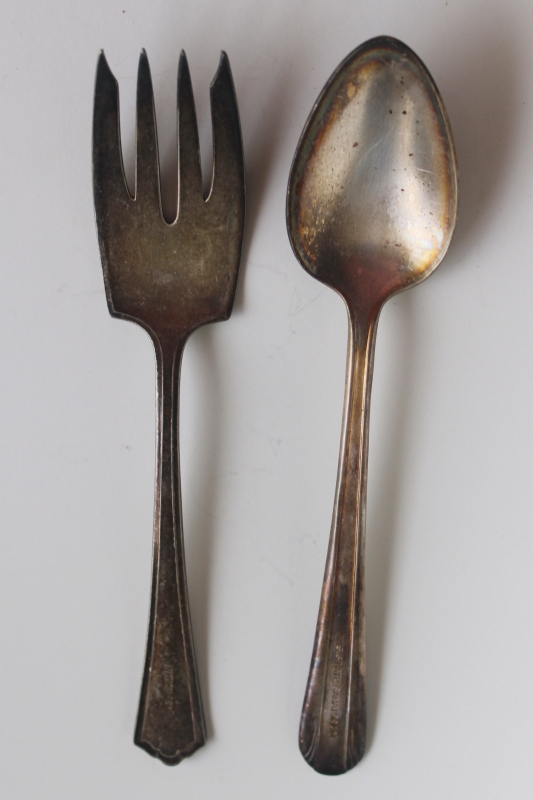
[[287, 36, 457, 775]]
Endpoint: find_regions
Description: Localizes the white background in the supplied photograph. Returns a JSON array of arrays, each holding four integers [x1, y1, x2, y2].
[[1, 0, 532, 797]]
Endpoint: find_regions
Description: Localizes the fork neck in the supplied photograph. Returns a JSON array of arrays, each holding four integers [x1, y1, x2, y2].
[[152, 332, 189, 433]]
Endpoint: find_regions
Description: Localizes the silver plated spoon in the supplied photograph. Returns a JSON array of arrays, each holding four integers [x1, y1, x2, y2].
[[287, 36, 458, 775]]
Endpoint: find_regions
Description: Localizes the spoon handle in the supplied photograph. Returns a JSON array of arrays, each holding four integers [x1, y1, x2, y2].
[[299, 307, 379, 775], [135, 335, 206, 764]]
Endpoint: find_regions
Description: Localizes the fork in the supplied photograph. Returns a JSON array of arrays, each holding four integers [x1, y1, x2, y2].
[[92, 49, 245, 765]]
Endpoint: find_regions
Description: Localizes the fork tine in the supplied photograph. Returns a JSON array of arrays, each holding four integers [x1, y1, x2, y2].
[[93, 52, 131, 218], [177, 51, 203, 210], [136, 50, 161, 210], [207, 52, 245, 205]]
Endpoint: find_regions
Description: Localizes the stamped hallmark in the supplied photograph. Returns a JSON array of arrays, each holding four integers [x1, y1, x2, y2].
[[329, 635, 344, 737]]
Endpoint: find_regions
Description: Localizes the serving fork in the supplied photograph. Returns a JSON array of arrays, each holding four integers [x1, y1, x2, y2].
[[92, 50, 245, 764]]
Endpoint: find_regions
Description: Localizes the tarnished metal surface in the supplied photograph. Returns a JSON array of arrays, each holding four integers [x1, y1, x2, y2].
[[287, 36, 457, 775], [93, 50, 245, 765]]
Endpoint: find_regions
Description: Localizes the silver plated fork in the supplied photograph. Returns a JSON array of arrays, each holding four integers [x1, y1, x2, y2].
[[92, 49, 245, 764]]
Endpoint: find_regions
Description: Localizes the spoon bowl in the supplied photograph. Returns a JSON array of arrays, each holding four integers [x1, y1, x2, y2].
[[287, 36, 457, 774]]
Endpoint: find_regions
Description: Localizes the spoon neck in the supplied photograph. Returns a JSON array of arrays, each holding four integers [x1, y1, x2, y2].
[[349, 299, 378, 344], [336, 304, 379, 545]]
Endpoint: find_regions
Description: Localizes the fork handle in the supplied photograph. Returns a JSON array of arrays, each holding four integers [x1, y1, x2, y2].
[[299, 306, 379, 775], [134, 335, 206, 765]]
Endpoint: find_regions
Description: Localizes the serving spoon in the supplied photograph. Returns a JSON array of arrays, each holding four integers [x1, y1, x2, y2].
[[287, 36, 457, 775]]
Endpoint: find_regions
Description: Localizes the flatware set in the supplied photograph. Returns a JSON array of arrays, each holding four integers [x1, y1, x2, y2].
[[93, 37, 456, 771]]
